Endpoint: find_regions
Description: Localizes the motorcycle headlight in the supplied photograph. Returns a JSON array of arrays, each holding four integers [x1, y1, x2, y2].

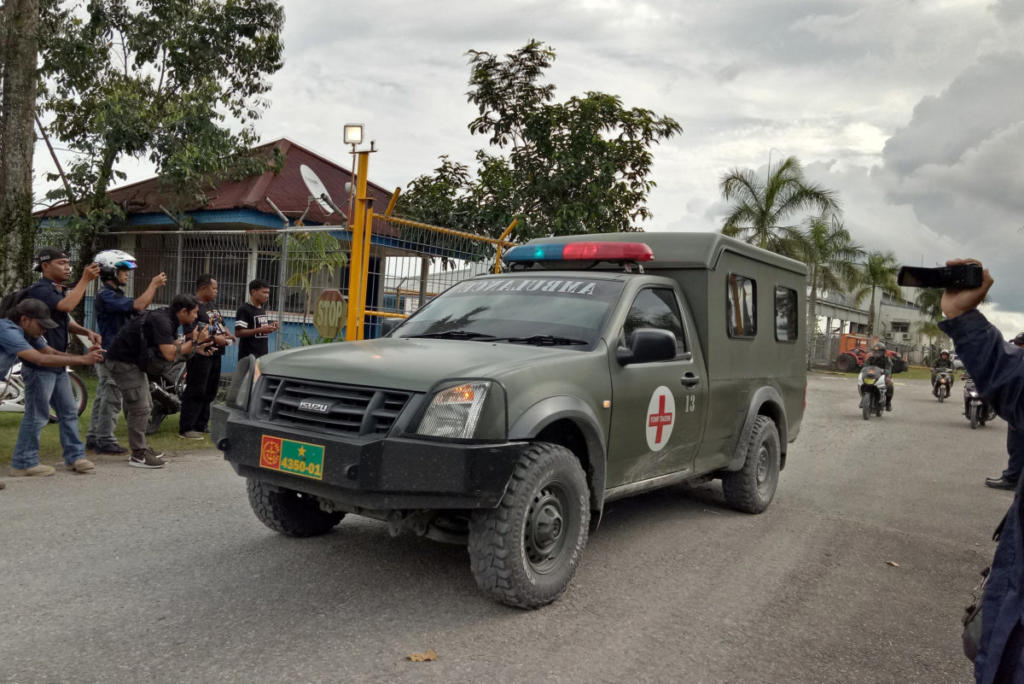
[[862, 377, 876, 385], [416, 381, 504, 440]]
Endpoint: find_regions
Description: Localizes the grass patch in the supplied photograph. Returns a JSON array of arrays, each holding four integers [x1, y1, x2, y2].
[[0, 373, 214, 467], [821, 364, 961, 382]]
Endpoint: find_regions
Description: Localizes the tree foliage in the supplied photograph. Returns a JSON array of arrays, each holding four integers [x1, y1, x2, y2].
[[852, 250, 902, 336], [719, 156, 839, 257], [397, 40, 682, 241], [791, 213, 862, 366], [38, 0, 284, 271]]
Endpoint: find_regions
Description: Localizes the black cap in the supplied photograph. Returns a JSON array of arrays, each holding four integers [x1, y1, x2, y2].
[[34, 246, 69, 272], [14, 298, 59, 329]]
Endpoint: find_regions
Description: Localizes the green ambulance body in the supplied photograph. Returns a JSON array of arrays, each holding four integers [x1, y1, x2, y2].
[[213, 231, 807, 608]]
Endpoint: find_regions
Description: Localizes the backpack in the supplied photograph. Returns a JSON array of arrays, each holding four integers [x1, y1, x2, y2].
[[0, 287, 32, 318]]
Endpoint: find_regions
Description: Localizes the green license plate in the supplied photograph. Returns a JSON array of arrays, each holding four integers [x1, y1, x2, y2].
[[259, 435, 325, 480]]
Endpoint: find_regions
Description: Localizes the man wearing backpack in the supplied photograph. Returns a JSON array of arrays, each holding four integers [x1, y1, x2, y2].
[[85, 250, 167, 455], [105, 294, 212, 468], [12, 248, 102, 476]]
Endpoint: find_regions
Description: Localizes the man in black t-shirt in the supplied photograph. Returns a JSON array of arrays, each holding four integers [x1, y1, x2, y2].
[[106, 294, 211, 468], [234, 278, 278, 359], [179, 274, 234, 440]]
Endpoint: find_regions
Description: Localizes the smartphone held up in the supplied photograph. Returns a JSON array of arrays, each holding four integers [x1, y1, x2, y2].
[[897, 263, 983, 290]]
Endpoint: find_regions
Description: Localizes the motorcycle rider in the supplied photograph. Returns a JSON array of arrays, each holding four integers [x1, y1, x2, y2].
[[864, 341, 894, 411], [86, 250, 167, 455], [931, 349, 956, 397]]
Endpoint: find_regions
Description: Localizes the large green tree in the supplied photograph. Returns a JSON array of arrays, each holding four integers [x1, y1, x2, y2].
[[719, 156, 839, 257], [398, 40, 682, 241], [0, 0, 41, 290], [791, 213, 862, 366], [38, 0, 284, 273], [852, 250, 902, 337]]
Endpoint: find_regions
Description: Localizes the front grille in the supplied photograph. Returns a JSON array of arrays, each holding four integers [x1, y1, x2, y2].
[[257, 376, 414, 436]]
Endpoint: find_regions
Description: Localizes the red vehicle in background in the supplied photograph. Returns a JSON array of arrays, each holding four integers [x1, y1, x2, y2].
[[834, 333, 908, 373]]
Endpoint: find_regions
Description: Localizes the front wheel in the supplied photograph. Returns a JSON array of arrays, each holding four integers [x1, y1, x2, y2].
[[722, 415, 781, 513], [938, 386, 947, 403], [49, 371, 88, 423], [970, 407, 979, 430], [861, 397, 871, 421], [468, 442, 590, 609], [247, 479, 344, 537]]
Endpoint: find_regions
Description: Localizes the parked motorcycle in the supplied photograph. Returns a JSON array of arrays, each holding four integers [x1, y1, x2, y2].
[[858, 365, 889, 420], [146, 360, 186, 435], [932, 368, 954, 403], [962, 373, 997, 429], [0, 363, 88, 422]]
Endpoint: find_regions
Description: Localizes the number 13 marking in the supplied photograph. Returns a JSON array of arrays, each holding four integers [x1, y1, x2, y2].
[[684, 395, 696, 413]]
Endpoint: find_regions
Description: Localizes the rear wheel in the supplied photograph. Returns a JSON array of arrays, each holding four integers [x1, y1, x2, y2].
[[836, 354, 858, 373], [722, 415, 781, 513], [247, 479, 344, 537], [468, 442, 590, 609]]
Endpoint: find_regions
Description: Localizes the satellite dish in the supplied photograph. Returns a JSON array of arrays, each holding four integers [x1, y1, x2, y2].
[[300, 164, 335, 214]]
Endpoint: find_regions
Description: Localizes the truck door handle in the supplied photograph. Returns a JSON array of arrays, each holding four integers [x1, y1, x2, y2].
[[680, 373, 700, 387]]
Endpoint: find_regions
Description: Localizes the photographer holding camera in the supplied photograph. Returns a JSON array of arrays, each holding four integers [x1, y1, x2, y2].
[[934, 260, 1024, 682], [104, 294, 212, 468]]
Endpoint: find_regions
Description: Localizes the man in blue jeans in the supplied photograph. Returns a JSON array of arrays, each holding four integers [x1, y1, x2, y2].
[[3, 299, 103, 477], [15, 247, 103, 476]]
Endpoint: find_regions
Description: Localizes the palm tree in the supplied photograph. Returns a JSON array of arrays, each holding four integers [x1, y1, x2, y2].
[[914, 288, 944, 322], [791, 213, 863, 367], [852, 251, 902, 336], [720, 156, 840, 257]]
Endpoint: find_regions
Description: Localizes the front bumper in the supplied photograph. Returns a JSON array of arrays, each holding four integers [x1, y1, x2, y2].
[[211, 404, 524, 510]]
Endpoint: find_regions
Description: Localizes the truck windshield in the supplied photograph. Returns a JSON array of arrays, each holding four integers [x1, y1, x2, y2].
[[394, 276, 624, 349]]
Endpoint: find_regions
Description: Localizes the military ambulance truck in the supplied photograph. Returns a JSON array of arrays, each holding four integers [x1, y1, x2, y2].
[[213, 232, 807, 608]]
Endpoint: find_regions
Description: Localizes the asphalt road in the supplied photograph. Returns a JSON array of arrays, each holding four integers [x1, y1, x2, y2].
[[1, 373, 1011, 683]]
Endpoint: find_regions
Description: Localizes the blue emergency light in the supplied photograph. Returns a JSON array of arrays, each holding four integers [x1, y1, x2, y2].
[[502, 242, 654, 264]]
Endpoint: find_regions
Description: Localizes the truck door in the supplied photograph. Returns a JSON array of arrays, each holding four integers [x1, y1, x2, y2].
[[606, 285, 708, 487]]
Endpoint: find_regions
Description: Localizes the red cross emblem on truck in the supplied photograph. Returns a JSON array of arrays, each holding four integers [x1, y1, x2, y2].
[[648, 394, 674, 445]]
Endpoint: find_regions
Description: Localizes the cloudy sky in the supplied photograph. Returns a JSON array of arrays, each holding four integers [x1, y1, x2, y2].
[[35, 0, 1024, 334]]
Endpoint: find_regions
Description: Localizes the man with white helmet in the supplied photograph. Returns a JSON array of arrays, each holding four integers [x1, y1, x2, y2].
[[86, 249, 167, 455]]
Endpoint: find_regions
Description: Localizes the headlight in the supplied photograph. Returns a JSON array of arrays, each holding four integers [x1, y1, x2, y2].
[[417, 381, 491, 439], [862, 377, 876, 385]]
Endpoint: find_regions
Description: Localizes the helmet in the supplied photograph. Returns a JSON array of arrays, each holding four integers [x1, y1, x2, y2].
[[939, 349, 950, 357], [95, 249, 137, 279], [872, 342, 886, 353], [1014, 333, 1024, 347]]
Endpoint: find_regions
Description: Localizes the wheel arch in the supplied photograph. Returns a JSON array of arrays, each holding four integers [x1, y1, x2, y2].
[[508, 397, 607, 512], [725, 386, 788, 472]]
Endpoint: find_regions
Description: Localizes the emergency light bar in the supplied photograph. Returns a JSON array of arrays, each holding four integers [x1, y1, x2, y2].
[[502, 242, 654, 264]]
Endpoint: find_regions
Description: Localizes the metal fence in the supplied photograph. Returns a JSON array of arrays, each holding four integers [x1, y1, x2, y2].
[[55, 217, 516, 373]]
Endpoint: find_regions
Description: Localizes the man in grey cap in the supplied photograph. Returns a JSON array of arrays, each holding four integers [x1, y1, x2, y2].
[[1, 298, 103, 478], [15, 247, 103, 476]]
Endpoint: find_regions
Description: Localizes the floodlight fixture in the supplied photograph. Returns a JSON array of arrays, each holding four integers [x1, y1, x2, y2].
[[343, 124, 364, 146]]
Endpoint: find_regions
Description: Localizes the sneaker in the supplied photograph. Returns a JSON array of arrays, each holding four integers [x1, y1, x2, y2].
[[178, 431, 204, 440], [94, 443, 127, 455], [986, 476, 1017, 490], [129, 450, 166, 469], [9, 464, 56, 477], [85, 438, 98, 451], [65, 458, 95, 473]]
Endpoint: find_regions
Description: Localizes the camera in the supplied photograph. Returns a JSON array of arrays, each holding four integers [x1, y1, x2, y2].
[[897, 264, 983, 289]]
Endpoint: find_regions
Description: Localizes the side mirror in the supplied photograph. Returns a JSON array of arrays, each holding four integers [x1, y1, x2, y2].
[[617, 328, 677, 365], [381, 317, 404, 337]]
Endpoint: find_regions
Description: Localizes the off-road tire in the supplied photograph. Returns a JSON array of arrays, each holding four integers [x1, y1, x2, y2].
[[836, 353, 858, 373], [246, 479, 344, 537], [468, 442, 590, 609], [722, 415, 781, 514]]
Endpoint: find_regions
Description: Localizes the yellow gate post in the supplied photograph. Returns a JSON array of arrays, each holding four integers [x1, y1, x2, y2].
[[344, 151, 371, 341]]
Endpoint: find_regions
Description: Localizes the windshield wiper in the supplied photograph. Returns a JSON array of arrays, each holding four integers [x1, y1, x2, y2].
[[406, 330, 496, 340], [490, 334, 589, 346]]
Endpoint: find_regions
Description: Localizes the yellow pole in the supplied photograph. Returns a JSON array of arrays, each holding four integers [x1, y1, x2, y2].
[[357, 205, 374, 340], [344, 151, 370, 340], [493, 218, 518, 273]]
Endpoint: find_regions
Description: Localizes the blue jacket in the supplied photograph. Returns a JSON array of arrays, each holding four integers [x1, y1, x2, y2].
[[94, 282, 137, 344], [940, 310, 1024, 683]]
